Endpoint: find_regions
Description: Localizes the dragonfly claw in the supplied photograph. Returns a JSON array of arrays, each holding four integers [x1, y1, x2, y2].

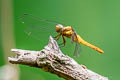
[[58, 43, 65, 48], [53, 37, 57, 40]]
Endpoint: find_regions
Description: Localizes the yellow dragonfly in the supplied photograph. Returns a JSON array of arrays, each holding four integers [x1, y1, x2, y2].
[[20, 14, 104, 57], [55, 24, 104, 54]]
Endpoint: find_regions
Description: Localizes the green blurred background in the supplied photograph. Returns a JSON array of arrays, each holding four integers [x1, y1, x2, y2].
[[0, 0, 120, 80]]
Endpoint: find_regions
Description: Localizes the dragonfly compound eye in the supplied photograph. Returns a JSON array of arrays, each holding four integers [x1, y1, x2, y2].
[[56, 24, 63, 32]]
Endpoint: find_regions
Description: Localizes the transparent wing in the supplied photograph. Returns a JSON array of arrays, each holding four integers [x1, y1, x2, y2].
[[73, 42, 81, 57], [71, 29, 77, 43], [70, 29, 81, 57], [71, 32, 75, 43], [19, 14, 62, 40]]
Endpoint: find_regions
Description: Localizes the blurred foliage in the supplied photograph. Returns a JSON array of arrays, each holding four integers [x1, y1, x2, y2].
[[0, 0, 4, 66], [0, 0, 120, 80]]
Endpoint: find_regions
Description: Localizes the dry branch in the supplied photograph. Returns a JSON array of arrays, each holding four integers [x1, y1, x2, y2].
[[8, 36, 108, 80]]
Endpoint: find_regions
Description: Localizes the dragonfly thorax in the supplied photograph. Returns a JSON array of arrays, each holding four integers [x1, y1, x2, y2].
[[56, 24, 63, 33]]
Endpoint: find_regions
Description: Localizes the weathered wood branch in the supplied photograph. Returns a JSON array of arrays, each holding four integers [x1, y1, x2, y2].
[[8, 36, 108, 80]]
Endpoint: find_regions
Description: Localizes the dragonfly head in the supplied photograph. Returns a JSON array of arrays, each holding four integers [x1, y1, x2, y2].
[[56, 24, 63, 33]]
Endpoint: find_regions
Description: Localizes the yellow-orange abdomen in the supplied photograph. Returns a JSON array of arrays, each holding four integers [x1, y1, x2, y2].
[[76, 35, 104, 54]]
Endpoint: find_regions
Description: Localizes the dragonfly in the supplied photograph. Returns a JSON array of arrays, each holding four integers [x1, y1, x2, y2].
[[19, 14, 104, 57], [55, 24, 104, 54]]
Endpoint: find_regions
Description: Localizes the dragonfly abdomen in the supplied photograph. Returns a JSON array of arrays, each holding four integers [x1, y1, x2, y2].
[[77, 35, 104, 54]]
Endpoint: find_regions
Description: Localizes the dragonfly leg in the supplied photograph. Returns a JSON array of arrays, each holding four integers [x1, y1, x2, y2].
[[53, 33, 61, 40], [58, 35, 66, 48], [62, 35, 66, 46]]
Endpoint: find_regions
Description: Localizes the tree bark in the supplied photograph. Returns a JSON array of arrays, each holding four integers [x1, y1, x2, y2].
[[8, 36, 108, 80]]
